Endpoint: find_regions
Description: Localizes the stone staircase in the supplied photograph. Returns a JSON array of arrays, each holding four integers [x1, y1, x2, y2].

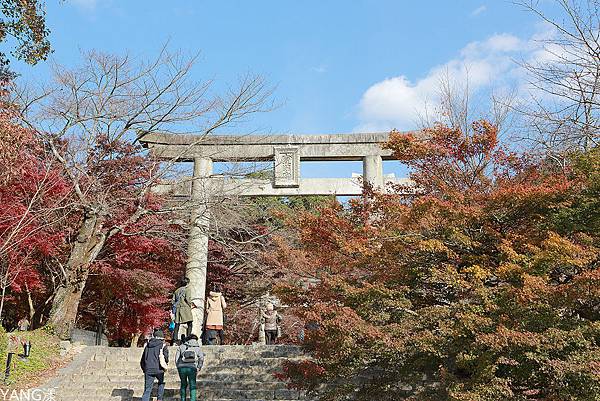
[[46, 345, 312, 401]]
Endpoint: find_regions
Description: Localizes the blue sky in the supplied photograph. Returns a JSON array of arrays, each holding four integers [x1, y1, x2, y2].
[[15, 0, 558, 178]]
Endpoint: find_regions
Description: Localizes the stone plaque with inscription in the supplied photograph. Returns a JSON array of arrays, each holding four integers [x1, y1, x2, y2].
[[273, 147, 300, 187]]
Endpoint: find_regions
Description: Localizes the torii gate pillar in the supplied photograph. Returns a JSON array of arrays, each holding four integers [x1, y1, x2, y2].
[[363, 155, 384, 188], [187, 156, 212, 337]]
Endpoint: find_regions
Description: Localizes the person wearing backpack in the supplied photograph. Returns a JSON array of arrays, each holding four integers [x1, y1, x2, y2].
[[176, 334, 205, 401], [140, 329, 169, 401], [172, 277, 193, 344]]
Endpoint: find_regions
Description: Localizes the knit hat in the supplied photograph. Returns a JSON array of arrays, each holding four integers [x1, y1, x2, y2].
[[153, 329, 165, 338]]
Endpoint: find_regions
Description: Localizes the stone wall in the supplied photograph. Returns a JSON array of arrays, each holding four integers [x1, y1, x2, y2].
[[70, 328, 108, 346]]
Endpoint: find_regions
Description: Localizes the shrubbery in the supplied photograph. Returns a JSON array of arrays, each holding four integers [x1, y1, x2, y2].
[[0, 327, 61, 387]]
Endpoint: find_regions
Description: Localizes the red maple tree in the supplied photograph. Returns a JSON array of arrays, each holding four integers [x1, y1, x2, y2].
[[0, 88, 69, 325]]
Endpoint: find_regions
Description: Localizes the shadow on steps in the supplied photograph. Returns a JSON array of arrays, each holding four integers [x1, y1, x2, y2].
[[111, 388, 134, 400], [112, 387, 201, 401]]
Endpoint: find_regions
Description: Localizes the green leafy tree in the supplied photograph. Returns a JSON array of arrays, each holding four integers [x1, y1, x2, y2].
[[0, 0, 51, 77]]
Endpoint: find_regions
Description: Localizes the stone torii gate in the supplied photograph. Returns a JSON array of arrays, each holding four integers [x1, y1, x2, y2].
[[140, 132, 411, 336]]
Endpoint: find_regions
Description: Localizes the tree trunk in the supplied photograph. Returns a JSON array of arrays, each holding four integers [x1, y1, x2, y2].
[[25, 283, 35, 321], [131, 333, 141, 348], [0, 257, 9, 326], [48, 210, 106, 339], [0, 283, 6, 326], [48, 277, 89, 339]]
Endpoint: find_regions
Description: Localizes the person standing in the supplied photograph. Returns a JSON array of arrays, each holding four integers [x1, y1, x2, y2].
[[261, 303, 282, 345], [17, 317, 30, 331], [204, 288, 227, 345], [140, 329, 169, 401], [176, 334, 204, 401], [172, 277, 193, 344]]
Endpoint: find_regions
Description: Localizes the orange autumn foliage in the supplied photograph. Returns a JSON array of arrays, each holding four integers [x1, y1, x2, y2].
[[273, 122, 600, 401]]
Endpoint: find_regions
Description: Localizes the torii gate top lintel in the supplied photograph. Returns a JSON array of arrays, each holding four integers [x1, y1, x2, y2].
[[138, 131, 417, 162]]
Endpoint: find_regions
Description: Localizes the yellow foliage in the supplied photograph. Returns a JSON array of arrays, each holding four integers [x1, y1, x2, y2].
[[497, 239, 526, 263], [496, 263, 526, 281], [448, 228, 473, 247], [534, 232, 597, 269], [417, 238, 449, 253], [463, 264, 491, 281]]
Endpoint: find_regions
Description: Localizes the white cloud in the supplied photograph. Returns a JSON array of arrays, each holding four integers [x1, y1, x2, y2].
[[356, 32, 549, 131], [311, 65, 328, 74], [471, 5, 487, 17]]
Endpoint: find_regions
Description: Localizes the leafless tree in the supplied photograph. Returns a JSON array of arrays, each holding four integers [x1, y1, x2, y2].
[[515, 0, 599, 153], [15, 47, 275, 338], [417, 69, 517, 137]]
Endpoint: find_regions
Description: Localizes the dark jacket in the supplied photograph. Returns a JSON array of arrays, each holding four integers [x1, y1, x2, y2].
[[140, 338, 169, 374], [175, 338, 204, 370]]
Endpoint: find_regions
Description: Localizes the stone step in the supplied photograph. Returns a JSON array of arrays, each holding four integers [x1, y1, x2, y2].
[[94, 352, 302, 362], [63, 367, 283, 377], [87, 345, 302, 357], [55, 388, 305, 399], [96, 357, 295, 369], [56, 386, 302, 400], [57, 387, 305, 399], [56, 396, 306, 401], [55, 393, 304, 401], [57, 372, 290, 385], [98, 351, 302, 359], [57, 380, 291, 390], [84, 361, 293, 374], [46, 345, 314, 401]]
